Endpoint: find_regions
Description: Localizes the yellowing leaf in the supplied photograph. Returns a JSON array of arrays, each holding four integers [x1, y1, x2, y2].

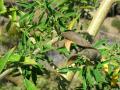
[[101, 57, 109, 73], [113, 67, 120, 75], [111, 79, 117, 87], [112, 67, 120, 80], [24, 56, 37, 65], [65, 15, 79, 51], [67, 15, 79, 30], [103, 64, 109, 72], [111, 67, 120, 86], [112, 75, 119, 80], [67, 18, 77, 30], [0, 47, 15, 73]]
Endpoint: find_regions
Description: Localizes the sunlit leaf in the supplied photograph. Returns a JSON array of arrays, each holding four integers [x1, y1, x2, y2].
[[24, 78, 38, 90], [23, 56, 37, 65], [111, 67, 120, 86], [9, 53, 21, 62], [101, 57, 109, 73], [0, 47, 15, 73], [67, 15, 79, 30], [111, 67, 119, 86]]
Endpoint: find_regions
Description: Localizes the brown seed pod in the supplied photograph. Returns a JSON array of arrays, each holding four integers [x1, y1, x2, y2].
[[61, 31, 92, 48], [61, 31, 101, 65]]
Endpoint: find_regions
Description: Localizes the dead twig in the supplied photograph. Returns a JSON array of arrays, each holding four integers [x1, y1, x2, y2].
[[0, 67, 16, 80]]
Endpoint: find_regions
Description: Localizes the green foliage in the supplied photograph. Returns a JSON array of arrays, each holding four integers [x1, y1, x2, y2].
[[24, 78, 38, 90], [58, 40, 120, 89], [0, 0, 6, 14], [0, 47, 15, 73], [0, 0, 119, 90]]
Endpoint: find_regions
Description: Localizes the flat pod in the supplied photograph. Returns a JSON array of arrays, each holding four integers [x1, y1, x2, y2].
[[80, 49, 101, 62], [66, 49, 101, 65], [62, 31, 101, 65], [45, 50, 67, 68], [61, 31, 91, 48]]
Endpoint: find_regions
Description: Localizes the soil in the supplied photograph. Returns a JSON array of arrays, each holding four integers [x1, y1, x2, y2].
[[95, 15, 120, 44]]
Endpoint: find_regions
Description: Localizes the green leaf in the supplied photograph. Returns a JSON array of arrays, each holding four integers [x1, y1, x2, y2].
[[64, 12, 76, 18], [86, 67, 96, 86], [18, 3, 36, 9], [93, 69, 105, 83], [19, 13, 30, 22], [0, 47, 15, 73], [58, 67, 69, 73], [78, 66, 84, 82], [9, 53, 21, 62], [83, 78, 87, 90], [24, 78, 38, 90], [93, 39, 107, 48], [23, 56, 37, 65]]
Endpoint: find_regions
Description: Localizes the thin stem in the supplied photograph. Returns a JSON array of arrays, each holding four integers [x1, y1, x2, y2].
[[0, 68, 16, 80]]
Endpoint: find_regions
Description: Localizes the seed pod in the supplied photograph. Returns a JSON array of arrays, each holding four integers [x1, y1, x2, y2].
[[61, 31, 91, 48], [45, 50, 67, 68], [80, 48, 101, 64], [62, 31, 101, 65]]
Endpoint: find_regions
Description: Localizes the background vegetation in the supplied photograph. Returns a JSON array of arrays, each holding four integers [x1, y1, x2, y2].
[[0, 0, 120, 90]]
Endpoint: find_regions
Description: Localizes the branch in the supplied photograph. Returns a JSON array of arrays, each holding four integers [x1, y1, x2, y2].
[[0, 67, 16, 80], [87, 0, 115, 37]]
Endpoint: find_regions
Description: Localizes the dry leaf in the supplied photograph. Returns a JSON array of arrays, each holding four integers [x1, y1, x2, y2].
[[65, 39, 73, 51], [32, 8, 41, 24]]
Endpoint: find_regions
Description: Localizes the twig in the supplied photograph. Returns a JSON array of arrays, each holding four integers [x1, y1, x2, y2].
[[0, 67, 16, 80]]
